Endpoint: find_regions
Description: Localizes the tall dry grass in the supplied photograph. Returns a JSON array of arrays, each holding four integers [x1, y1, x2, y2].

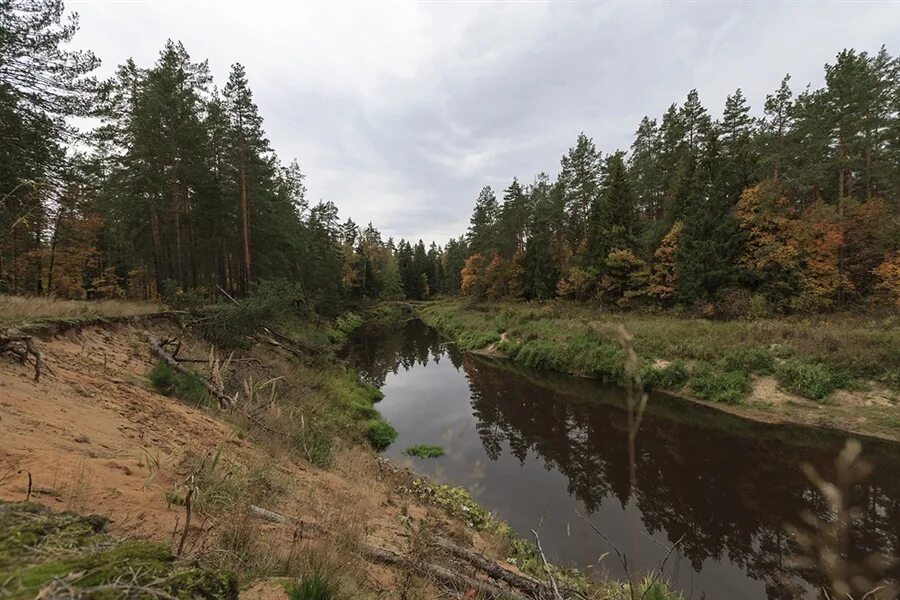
[[0, 294, 161, 326]]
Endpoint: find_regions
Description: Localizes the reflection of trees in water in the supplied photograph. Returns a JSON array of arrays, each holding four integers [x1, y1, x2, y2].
[[343, 320, 900, 597], [341, 319, 450, 387], [460, 353, 900, 597]]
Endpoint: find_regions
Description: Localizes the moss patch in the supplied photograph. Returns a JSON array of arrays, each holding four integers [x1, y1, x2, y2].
[[0, 502, 237, 599]]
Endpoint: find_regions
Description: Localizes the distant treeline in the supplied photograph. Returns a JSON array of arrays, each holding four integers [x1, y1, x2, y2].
[[455, 49, 900, 314], [2, 1, 898, 316]]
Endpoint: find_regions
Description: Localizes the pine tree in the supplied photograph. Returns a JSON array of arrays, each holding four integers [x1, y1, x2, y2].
[[467, 186, 499, 255], [223, 62, 269, 293], [762, 75, 793, 181], [558, 133, 602, 251], [522, 174, 560, 299], [587, 152, 637, 269]]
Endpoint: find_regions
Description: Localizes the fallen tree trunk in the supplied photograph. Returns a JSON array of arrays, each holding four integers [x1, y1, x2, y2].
[[248, 505, 327, 536], [245, 504, 541, 597], [430, 537, 555, 598], [363, 546, 526, 600], [0, 335, 43, 381], [148, 337, 233, 410]]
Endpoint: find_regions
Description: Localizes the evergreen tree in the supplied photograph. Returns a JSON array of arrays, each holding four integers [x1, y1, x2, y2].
[[558, 133, 602, 251], [467, 186, 498, 254]]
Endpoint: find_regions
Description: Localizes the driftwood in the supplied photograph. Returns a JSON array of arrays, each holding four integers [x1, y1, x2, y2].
[[430, 537, 557, 598], [0, 334, 43, 381], [148, 337, 233, 410], [363, 545, 525, 600], [245, 504, 551, 599], [248, 504, 327, 536], [261, 326, 327, 356]]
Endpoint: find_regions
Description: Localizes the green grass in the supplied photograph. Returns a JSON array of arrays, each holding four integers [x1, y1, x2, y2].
[[285, 575, 336, 600], [366, 420, 398, 450], [419, 299, 900, 397], [0, 502, 237, 599], [775, 359, 847, 401], [643, 360, 690, 390], [404, 444, 445, 458], [690, 366, 751, 404], [148, 361, 210, 405]]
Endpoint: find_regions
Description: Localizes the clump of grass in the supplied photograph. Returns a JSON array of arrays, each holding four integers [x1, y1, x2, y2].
[[719, 347, 775, 375], [404, 445, 444, 458], [690, 366, 750, 404], [366, 420, 397, 450], [0, 501, 237, 598], [643, 360, 690, 390], [286, 575, 338, 600], [775, 359, 846, 401], [149, 361, 210, 406]]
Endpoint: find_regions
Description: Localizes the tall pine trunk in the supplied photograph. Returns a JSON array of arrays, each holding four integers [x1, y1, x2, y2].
[[47, 207, 65, 295], [239, 138, 251, 294]]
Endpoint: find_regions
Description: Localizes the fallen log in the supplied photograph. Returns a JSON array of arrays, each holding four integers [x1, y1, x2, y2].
[[0, 334, 43, 381], [363, 545, 526, 600], [247, 505, 327, 536], [243, 504, 545, 598], [148, 337, 233, 410], [431, 537, 555, 598]]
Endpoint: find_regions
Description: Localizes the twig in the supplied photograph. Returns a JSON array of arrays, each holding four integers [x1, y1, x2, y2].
[[639, 533, 685, 600], [176, 487, 194, 556], [531, 528, 564, 600]]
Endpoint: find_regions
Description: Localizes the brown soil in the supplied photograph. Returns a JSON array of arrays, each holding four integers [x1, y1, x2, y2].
[[0, 320, 526, 598]]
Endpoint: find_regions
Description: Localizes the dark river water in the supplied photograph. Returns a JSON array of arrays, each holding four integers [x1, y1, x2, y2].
[[341, 319, 900, 599]]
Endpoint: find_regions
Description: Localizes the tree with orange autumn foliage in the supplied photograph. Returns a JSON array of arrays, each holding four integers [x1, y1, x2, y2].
[[460, 253, 487, 298], [793, 201, 853, 311], [644, 221, 682, 304], [873, 253, 900, 308], [843, 198, 899, 298], [735, 181, 802, 309]]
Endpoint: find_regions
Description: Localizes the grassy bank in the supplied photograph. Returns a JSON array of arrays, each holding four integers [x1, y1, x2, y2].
[[1, 294, 686, 598], [419, 298, 900, 440], [0, 294, 162, 328]]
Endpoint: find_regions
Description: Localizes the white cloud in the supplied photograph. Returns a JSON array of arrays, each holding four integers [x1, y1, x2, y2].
[[68, 0, 900, 243]]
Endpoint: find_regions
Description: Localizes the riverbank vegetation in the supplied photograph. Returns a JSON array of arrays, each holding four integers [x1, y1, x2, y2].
[[420, 298, 900, 439]]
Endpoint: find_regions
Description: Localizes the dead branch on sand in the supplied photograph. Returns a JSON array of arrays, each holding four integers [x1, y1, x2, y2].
[[0, 334, 43, 381], [148, 337, 235, 409]]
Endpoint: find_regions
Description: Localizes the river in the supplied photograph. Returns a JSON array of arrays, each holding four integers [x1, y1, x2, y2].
[[341, 318, 900, 599]]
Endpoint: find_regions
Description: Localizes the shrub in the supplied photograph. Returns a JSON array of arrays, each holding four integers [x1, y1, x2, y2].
[[690, 366, 750, 404], [719, 347, 775, 375], [775, 359, 845, 401], [149, 362, 209, 406], [366, 420, 397, 450], [746, 293, 770, 320], [405, 445, 444, 458], [292, 428, 334, 469], [643, 360, 690, 390], [286, 575, 336, 600]]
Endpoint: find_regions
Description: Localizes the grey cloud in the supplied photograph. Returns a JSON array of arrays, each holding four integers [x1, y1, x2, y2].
[[74, 1, 900, 245]]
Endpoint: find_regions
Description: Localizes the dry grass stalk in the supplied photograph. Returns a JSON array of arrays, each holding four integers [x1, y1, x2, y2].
[[787, 439, 898, 599]]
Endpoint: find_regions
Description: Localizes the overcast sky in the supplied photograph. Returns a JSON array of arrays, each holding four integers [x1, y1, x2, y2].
[[70, 1, 899, 244]]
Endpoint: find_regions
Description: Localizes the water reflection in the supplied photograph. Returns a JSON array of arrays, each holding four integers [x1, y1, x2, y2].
[[342, 319, 900, 599]]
